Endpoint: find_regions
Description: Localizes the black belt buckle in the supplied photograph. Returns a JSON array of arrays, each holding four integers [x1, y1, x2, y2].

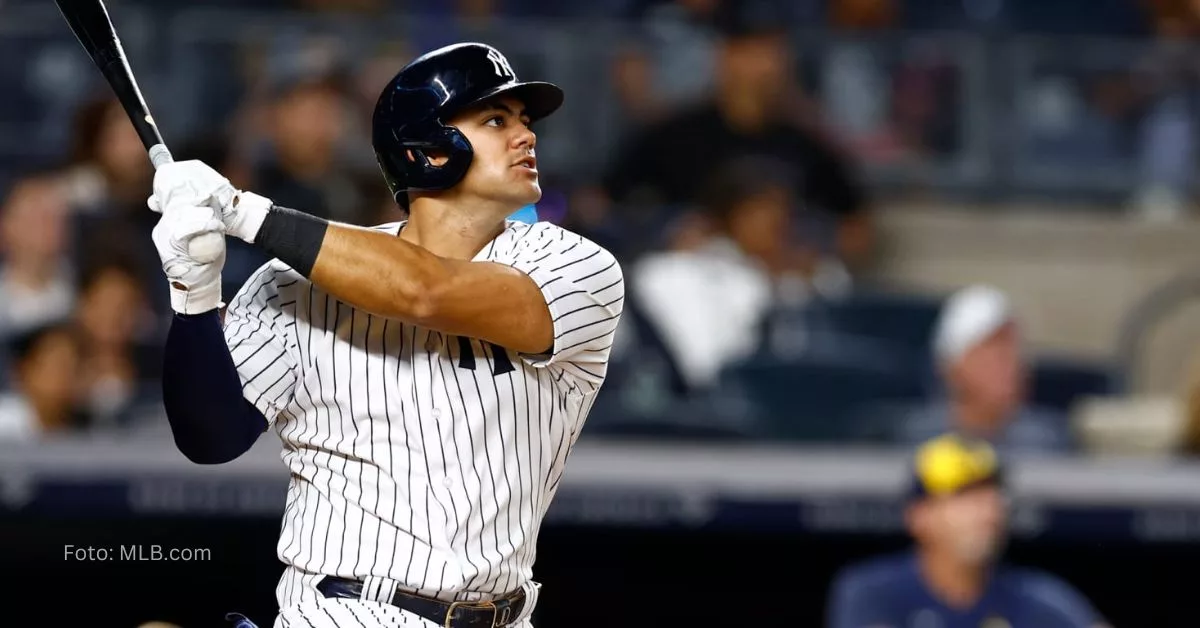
[[445, 599, 512, 628]]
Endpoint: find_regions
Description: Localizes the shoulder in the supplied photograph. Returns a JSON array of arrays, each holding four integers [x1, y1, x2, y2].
[[830, 553, 915, 600], [503, 222, 621, 271], [999, 566, 1102, 624]]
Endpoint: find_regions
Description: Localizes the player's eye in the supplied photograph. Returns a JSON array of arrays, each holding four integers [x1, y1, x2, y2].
[[484, 115, 504, 127]]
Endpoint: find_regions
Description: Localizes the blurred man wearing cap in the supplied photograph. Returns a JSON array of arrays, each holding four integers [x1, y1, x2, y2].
[[826, 434, 1110, 628], [895, 285, 1076, 454]]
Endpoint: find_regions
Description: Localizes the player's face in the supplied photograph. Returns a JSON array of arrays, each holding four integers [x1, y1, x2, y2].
[[934, 485, 1007, 565], [448, 96, 542, 210]]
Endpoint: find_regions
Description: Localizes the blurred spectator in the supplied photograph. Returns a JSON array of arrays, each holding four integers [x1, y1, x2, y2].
[[1144, 0, 1200, 37], [829, 0, 897, 29], [72, 254, 163, 430], [823, 0, 965, 166], [612, 0, 721, 125], [58, 96, 167, 315], [221, 41, 370, 293], [600, 0, 873, 269], [1128, 9, 1200, 222], [826, 434, 1111, 628], [0, 322, 85, 442], [0, 174, 75, 340], [893, 285, 1077, 454], [821, 0, 896, 156], [250, 43, 366, 225], [59, 96, 153, 217], [630, 157, 850, 390]]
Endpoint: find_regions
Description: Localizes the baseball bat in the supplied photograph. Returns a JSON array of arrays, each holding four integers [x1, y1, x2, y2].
[[54, 0, 223, 263]]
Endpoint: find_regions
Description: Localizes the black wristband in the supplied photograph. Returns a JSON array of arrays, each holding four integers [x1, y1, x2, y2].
[[255, 205, 329, 276]]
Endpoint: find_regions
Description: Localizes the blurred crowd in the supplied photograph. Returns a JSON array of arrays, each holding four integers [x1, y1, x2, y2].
[[1, 0, 1199, 453]]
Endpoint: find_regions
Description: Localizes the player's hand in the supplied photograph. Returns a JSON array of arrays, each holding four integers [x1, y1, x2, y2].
[[151, 200, 226, 315], [148, 159, 236, 214], [147, 159, 271, 244]]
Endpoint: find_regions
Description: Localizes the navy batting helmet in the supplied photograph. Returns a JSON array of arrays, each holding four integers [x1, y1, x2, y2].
[[372, 42, 564, 206]]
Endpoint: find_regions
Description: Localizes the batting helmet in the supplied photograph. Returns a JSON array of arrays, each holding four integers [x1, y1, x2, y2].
[[372, 42, 564, 205]]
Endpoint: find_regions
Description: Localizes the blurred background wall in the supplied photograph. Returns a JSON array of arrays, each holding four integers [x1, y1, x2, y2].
[[5, 0, 1200, 626]]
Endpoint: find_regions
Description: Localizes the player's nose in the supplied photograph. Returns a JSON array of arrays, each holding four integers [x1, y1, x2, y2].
[[512, 125, 536, 150]]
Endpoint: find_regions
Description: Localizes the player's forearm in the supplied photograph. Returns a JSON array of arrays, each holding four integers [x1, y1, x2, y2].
[[311, 222, 449, 321], [162, 310, 268, 464], [253, 205, 449, 323]]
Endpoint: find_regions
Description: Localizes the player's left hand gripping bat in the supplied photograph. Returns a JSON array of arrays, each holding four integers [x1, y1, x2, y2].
[[54, 0, 224, 263]]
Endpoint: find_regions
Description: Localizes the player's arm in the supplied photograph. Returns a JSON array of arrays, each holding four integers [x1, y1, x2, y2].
[[305, 221, 554, 354], [150, 201, 273, 465], [162, 310, 269, 464], [147, 160, 621, 362], [242, 205, 623, 385]]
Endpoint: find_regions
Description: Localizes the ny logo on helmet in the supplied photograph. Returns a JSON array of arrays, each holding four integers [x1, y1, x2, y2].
[[486, 49, 515, 80]]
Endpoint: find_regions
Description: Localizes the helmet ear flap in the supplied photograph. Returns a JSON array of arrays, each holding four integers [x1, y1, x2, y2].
[[377, 123, 474, 201], [413, 124, 474, 190]]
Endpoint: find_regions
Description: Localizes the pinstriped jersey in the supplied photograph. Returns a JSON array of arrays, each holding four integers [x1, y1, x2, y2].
[[221, 219, 624, 606]]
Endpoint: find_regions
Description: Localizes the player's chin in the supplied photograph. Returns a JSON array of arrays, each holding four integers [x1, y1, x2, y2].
[[511, 177, 542, 204]]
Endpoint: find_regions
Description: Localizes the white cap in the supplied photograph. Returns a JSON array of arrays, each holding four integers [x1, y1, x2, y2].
[[933, 285, 1015, 365]]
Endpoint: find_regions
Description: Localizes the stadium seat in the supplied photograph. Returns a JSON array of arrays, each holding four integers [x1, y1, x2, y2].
[[716, 349, 927, 443], [1029, 356, 1117, 415], [814, 290, 944, 355]]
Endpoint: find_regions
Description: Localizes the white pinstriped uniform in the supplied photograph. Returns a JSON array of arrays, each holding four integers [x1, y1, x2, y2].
[[221, 219, 624, 628]]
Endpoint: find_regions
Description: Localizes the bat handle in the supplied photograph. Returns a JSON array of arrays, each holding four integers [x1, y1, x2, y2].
[[148, 143, 173, 169]]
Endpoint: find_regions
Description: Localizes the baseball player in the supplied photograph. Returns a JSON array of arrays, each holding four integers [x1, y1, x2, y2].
[[148, 43, 625, 628]]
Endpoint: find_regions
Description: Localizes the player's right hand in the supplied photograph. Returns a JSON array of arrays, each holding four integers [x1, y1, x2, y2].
[[146, 159, 270, 244], [151, 200, 226, 315]]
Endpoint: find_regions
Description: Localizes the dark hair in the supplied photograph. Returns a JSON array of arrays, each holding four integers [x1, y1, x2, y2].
[[66, 95, 119, 167], [701, 156, 796, 226], [712, 0, 791, 39], [78, 250, 145, 297], [7, 321, 79, 367]]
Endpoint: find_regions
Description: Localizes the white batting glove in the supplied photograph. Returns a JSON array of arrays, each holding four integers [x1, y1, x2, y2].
[[147, 159, 271, 244], [151, 202, 227, 315]]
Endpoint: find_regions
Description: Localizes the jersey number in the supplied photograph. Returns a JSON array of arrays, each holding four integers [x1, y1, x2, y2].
[[457, 336, 515, 376]]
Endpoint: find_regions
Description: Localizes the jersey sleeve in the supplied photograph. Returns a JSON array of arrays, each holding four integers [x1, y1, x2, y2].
[[503, 223, 625, 387], [222, 261, 300, 424]]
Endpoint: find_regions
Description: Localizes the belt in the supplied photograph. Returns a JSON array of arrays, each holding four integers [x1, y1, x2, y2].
[[315, 576, 526, 628]]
